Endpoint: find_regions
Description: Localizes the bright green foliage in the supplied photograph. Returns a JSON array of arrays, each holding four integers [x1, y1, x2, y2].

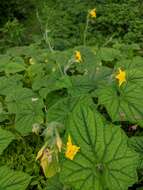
[[0, 1, 142, 189], [60, 104, 139, 190], [0, 166, 31, 190], [0, 128, 15, 155], [0, 43, 142, 189]]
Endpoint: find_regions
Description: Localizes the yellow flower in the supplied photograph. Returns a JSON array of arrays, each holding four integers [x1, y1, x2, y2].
[[65, 135, 80, 160], [75, 51, 82, 62], [115, 68, 126, 86], [89, 8, 96, 18]]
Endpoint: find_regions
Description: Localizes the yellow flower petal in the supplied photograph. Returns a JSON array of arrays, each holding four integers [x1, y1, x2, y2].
[[115, 68, 126, 86], [67, 135, 72, 146], [75, 51, 82, 62], [65, 135, 80, 160], [89, 8, 96, 18]]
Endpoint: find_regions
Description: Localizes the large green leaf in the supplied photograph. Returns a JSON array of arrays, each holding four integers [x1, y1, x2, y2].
[[0, 128, 15, 155], [67, 66, 112, 96], [97, 68, 143, 126], [116, 56, 143, 69], [5, 88, 35, 113], [0, 166, 31, 190], [47, 97, 76, 124], [67, 75, 96, 96], [34, 75, 71, 98], [15, 100, 44, 135], [0, 76, 22, 96], [47, 96, 92, 125], [43, 175, 63, 190], [0, 55, 10, 72], [60, 104, 139, 190], [0, 56, 26, 74], [129, 136, 143, 169], [5, 60, 25, 74], [97, 47, 121, 62]]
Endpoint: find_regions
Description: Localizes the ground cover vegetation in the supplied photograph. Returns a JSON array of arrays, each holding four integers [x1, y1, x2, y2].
[[0, 0, 143, 190]]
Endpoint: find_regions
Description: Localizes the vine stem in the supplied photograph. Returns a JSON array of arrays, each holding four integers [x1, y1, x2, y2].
[[44, 24, 54, 53], [83, 15, 89, 46], [36, 10, 54, 53], [102, 33, 116, 47], [36, 10, 64, 75]]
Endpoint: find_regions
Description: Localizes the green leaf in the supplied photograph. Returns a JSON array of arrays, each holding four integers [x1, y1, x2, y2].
[[5, 88, 35, 113], [97, 47, 121, 62], [0, 76, 22, 96], [97, 68, 143, 126], [67, 66, 112, 96], [0, 166, 31, 190], [0, 128, 15, 155], [27, 63, 45, 83], [47, 96, 92, 125], [0, 55, 10, 72], [35, 75, 71, 98], [60, 104, 139, 190], [4, 57, 26, 74], [67, 75, 96, 96], [116, 56, 143, 69], [15, 100, 44, 135], [0, 103, 9, 122], [129, 136, 143, 169], [43, 175, 63, 190]]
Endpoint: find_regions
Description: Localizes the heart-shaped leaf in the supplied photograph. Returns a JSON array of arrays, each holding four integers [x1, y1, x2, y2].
[[6, 88, 35, 113], [97, 68, 143, 126], [60, 104, 139, 190], [15, 100, 44, 135]]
